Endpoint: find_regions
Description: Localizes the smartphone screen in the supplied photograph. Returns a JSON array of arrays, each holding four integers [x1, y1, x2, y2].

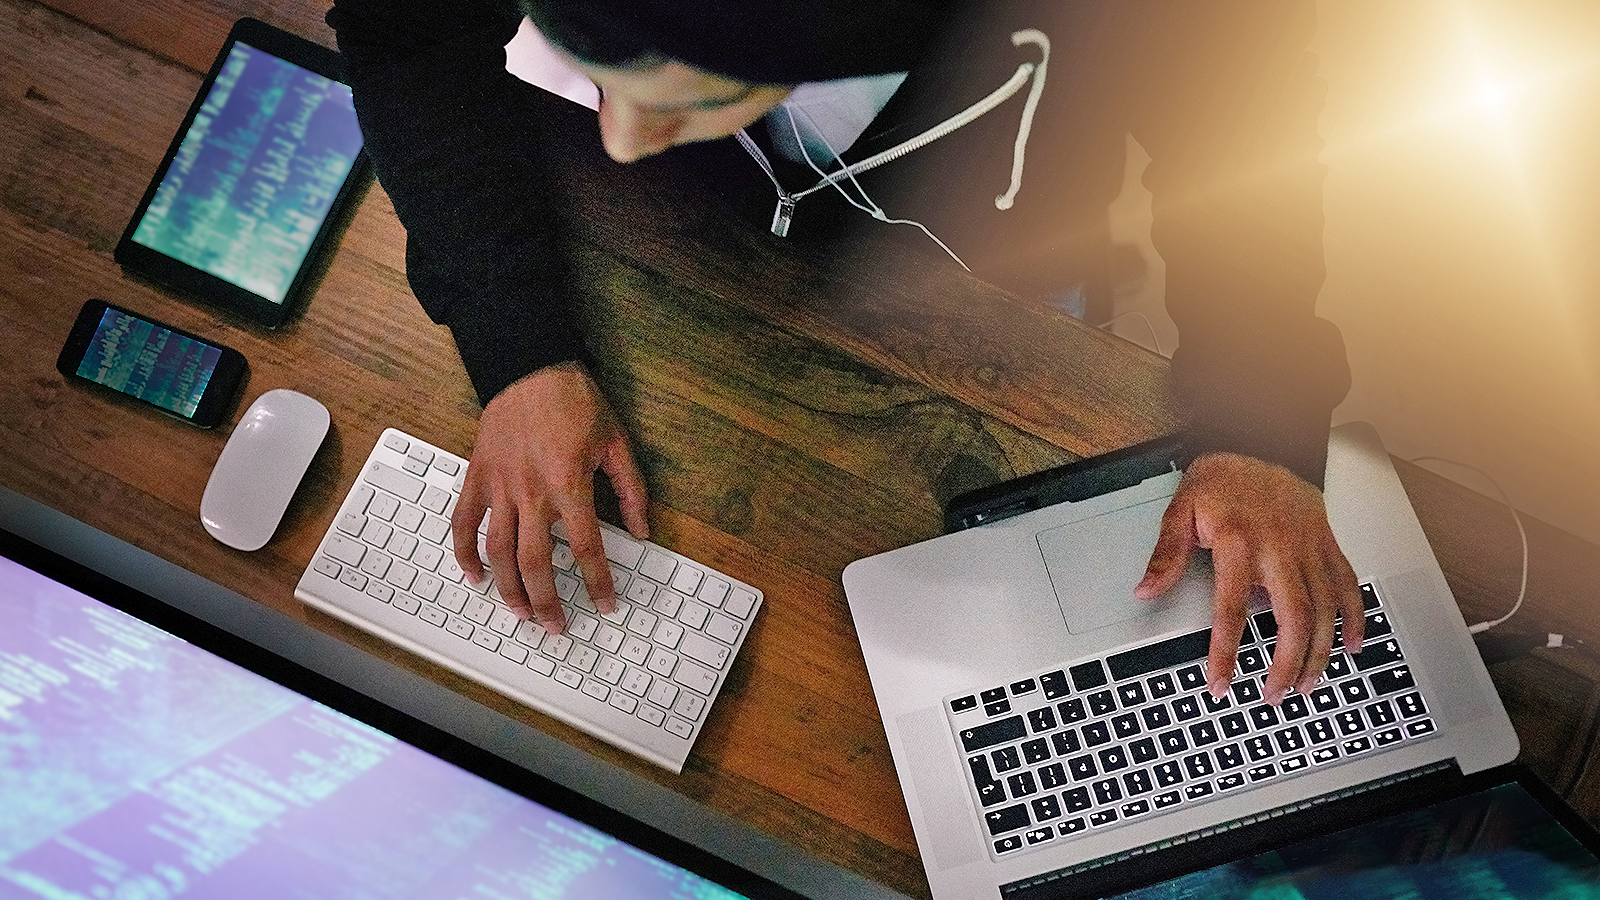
[[59, 302, 247, 427]]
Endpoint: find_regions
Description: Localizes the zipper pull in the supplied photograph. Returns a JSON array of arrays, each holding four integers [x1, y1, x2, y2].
[[770, 196, 796, 237]]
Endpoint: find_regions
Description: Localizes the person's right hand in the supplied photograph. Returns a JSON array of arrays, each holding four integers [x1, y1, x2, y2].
[[451, 361, 650, 635]]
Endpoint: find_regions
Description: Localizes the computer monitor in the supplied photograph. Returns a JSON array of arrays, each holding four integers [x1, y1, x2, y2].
[[0, 506, 812, 899]]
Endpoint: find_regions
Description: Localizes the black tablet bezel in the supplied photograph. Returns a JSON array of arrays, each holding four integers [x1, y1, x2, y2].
[[0, 523, 809, 900], [114, 18, 369, 329]]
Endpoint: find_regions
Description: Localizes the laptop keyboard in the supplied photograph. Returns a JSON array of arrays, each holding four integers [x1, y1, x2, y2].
[[294, 428, 761, 773], [945, 583, 1436, 858]]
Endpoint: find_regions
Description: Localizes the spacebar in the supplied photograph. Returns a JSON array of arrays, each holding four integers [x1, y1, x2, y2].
[[1106, 628, 1212, 681]]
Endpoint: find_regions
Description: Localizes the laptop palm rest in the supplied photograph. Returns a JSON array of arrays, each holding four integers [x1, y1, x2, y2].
[[1039, 496, 1214, 635]]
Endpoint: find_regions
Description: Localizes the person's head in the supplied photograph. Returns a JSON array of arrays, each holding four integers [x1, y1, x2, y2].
[[518, 0, 947, 163]]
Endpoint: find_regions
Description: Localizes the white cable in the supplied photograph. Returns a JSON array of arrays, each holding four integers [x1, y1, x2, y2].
[[1408, 456, 1529, 634], [1097, 310, 1164, 356], [783, 103, 971, 270]]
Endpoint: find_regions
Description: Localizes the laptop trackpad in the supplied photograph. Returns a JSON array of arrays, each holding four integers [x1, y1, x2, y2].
[[1038, 497, 1205, 634]]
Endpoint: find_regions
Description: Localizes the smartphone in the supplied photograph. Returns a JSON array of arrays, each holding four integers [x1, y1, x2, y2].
[[56, 300, 248, 429]]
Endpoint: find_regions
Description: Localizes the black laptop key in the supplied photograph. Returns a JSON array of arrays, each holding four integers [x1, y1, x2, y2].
[[951, 694, 978, 713], [981, 687, 1008, 704], [1364, 611, 1393, 639], [1360, 582, 1380, 611], [1147, 673, 1177, 698], [1189, 720, 1220, 746], [1082, 721, 1112, 747], [1183, 752, 1215, 778], [1355, 640, 1406, 671], [1117, 682, 1148, 707], [1111, 713, 1141, 739], [1098, 745, 1130, 772], [1028, 706, 1058, 734], [1068, 755, 1098, 781], [1158, 729, 1190, 755], [1142, 704, 1173, 730], [1172, 696, 1203, 721], [1058, 697, 1088, 723], [1032, 793, 1063, 822], [1107, 628, 1211, 681], [960, 716, 1027, 752], [993, 746, 1022, 772], [1280, 693, 1312, 721], [1230, 679, 1262, 706], [1130, 737, 1159, 764], [1010, 678, 1038, 696], [1249, 704, 1281, 730], [1371, 666, 1417, 696], [986, 803, 1031, 836], [1022, 738, 1052, 764], [1154, 761, 1184, 787], [1040, 669, 1071, 699], [1092, 778, 1123, 805], [1088, 690, 1118, 716], [1176, 665, 1207, 691], [1070, 660, 1109, 691], [1339, 679, 1372, 704], [1123, 768, 1154, 796], [1305, 718, 1336, 744], [1214, 743, 1245, 770], [1063, 786, 1093, 812], [1364, 699, 1398, 728], [1236, 646, 1268, 675], [1274, 725, 1307, 753], [1007, 771, 1038, 798], [1395, 691, 1427, 718], [1219, 711, 1250, 738], [1039, 762, 1070, 790], [1052, 729, 1081, 756], [1325, 654, 1354, 680]]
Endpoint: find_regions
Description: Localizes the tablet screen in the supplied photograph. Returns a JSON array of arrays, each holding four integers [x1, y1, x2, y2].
[[127, 40, 363, 307], [0, 547, 755, 899]]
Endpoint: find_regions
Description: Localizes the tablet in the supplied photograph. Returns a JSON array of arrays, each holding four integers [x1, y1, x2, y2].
[[115, 18, 368, 328], [0, 505, 812, 900]]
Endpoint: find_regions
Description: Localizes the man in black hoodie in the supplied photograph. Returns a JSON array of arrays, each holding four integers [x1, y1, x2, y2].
[[328, 0, 1362, 704]]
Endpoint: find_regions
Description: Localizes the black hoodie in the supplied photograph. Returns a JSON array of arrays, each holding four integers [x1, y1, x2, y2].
[[327, 0, 1348, 487]]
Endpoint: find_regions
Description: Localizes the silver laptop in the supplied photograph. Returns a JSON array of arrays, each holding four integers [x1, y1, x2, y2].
[[843, 421, 1520, 900]]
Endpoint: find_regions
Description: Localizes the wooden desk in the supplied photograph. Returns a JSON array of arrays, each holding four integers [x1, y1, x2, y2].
[[3, 2, 1597, 897]]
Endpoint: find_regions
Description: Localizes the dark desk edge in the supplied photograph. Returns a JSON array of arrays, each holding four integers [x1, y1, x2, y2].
[[0, 486, 911, 900]]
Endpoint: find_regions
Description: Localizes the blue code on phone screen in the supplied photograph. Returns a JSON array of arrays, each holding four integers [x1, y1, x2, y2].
[[78, 309, 222, 417]]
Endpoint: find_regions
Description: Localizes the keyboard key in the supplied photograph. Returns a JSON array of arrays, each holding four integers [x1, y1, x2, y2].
[[1040, 670, 1071, 699], [985, 804, 1031, 836], [960, 716, 1027, 753], [1070, 661, 1108, 691]]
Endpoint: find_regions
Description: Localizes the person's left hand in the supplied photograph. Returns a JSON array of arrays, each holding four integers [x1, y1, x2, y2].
[[1134, 452, 1363, 705]]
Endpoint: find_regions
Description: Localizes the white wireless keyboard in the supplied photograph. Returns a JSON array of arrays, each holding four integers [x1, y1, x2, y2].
[[294, 428, 763, 772]]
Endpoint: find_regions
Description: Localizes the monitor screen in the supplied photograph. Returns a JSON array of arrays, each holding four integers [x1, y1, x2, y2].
[[0, 548, 755, 899], [127, 40, 364, 307]]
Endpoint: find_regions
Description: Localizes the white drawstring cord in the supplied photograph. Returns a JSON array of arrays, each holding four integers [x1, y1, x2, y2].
[[737, 28, 1051, 237]]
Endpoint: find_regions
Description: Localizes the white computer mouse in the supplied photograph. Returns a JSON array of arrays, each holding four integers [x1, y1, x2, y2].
[[201, 389, 330, 551]]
